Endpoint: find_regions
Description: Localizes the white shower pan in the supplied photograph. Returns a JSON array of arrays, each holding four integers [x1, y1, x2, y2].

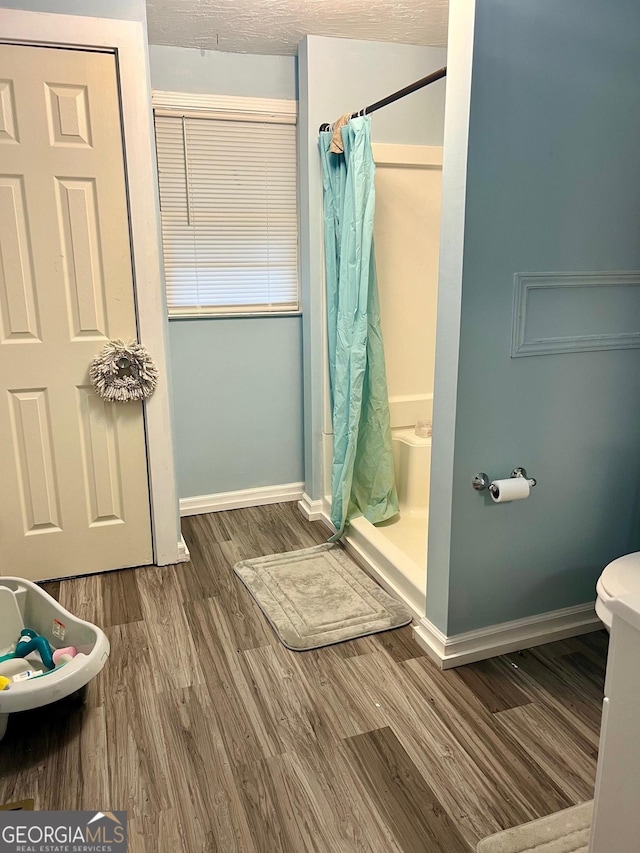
[[0, 576, 109, 741]]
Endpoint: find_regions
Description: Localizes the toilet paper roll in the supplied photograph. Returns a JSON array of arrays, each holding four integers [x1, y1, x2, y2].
[[489, 477, 530, 503]]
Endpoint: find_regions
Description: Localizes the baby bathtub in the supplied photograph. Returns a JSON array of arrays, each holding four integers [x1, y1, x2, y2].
[[0, 576, 110, 740]]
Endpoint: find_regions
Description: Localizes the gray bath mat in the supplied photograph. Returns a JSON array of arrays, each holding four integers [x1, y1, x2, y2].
[[234, 543, 411, 651], [477, 801, 592, 853]]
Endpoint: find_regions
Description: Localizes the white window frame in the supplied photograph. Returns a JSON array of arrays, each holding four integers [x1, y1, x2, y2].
[[152, 91, 300, 319]]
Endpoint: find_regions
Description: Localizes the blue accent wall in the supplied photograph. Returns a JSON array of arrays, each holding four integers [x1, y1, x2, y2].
[[428, 0, 640, 634], [148, 46, 303, 499]]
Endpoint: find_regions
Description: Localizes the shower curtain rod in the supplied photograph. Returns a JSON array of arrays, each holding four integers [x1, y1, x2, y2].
[[318, 66, 447, 132]]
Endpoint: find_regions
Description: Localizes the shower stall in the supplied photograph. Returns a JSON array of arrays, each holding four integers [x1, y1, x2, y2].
[[297, 37, 448, 630], [321, 140, 443, 615]]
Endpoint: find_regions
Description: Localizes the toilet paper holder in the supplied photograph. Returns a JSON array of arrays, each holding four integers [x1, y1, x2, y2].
[[472, 467, 537, 495]]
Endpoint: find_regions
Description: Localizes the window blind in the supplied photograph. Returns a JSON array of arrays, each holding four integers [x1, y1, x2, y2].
[[154, 114, 299, 315]]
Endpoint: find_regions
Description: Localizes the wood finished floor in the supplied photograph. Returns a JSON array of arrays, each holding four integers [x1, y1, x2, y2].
[[0, 502, 608, 852]]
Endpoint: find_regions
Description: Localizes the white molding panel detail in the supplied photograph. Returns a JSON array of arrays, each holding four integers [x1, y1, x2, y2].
[[413, 603, 603, 669], [512, 271, 640, 357], [180, 482, 304, 516]]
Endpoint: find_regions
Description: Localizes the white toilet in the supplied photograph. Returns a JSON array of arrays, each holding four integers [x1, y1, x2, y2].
[[596, 551, 640, 630]]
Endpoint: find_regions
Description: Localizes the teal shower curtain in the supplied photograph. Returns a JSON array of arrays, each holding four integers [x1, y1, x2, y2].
[[319, 117, 398, 538]]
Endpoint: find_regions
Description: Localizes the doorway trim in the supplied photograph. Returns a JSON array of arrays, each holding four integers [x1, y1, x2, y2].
[[1, 10, 182, 566]]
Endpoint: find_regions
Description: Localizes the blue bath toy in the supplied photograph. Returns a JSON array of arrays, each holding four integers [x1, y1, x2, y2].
[[13, 629, 55, 671]]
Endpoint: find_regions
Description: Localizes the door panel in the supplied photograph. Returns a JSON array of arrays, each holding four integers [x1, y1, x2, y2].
[[0, 175, 40, 343], [0, 44, 153, 580]]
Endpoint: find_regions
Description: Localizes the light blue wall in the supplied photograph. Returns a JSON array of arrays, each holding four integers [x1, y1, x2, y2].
[[149, 45, 296, 100], [298, 35, 448, 499], [0, 0, 145, 18], [148, 46, 304, 499], [169, 319, 304, 496], [428, 0, 640, 634]]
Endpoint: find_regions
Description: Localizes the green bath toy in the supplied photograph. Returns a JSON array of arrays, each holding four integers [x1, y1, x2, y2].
[[1, 629, 55, 671]]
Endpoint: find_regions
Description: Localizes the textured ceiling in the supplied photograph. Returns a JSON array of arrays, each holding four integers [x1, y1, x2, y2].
[[146, 0, 448, 56]]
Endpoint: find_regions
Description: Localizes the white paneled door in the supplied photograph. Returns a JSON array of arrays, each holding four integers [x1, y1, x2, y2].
[[0, 44, 153, 581]]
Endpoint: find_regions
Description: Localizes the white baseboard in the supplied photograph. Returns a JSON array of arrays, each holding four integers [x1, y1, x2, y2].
[[180, 482, 304, 516], [297, 493, 324, 521], [413, 603, 603, 669], [176, 535, 190, 563]]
